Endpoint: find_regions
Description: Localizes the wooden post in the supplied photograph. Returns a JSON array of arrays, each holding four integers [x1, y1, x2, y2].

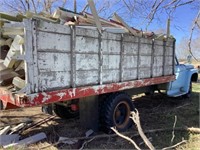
[[167, 18, 170, 38], [74, 0, 77, 13]]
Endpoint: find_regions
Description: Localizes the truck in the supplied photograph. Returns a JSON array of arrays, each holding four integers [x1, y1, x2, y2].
[[0, 18, 198, 132]]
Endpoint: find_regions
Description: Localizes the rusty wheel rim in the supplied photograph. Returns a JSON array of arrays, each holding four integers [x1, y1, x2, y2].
[[113, 101, 130, 129]]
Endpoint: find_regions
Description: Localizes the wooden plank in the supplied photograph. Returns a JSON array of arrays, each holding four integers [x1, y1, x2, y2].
[[113, 13, 142, 36], [87, 0, 102, 34], [2, 27, 24, 36], [12, 77, 25, 89], [0, 38, 12, 47], [0, 126, 10, 135], [10, 123, 26, 134], [3, 35, 24, 68], [0, 69, 19, 86], [0, 61, 6, 71], [0, 134, 19, 146], [4, 132, 47, 148]]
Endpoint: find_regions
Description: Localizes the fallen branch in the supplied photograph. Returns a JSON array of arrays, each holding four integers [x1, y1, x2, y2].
[[40, 126, 200, 149], [79, 137, 95, 150], [162, 140, 187, 150], [111, 127, 141, 150], [130, 110, 155, 150], [23, 115, 56, 132], [171, 115, 177, 144]]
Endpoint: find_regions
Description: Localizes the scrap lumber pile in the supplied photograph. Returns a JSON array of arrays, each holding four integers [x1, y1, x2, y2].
[[0, 118, 50, 148], [0, 2, 173, 92]]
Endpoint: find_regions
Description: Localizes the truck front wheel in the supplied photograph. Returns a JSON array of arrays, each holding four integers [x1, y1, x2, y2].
[[100, 92, 135, 133]]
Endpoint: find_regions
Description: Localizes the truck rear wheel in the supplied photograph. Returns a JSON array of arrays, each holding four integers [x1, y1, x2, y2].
[[100, 92, 135, 133], [53, 103, 79, 119]]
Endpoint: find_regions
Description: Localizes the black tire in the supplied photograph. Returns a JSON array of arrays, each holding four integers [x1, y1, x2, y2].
[[53, 104, 79, 119], [100, 92, 135, 133], [183, 81, 192, 98]]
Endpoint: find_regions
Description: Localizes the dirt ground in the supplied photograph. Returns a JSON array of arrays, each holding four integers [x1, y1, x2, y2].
[[0, 81, 199, 149]]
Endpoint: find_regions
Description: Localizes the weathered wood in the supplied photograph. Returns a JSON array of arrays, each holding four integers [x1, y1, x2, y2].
[[4, 132, 47, 148], [0, 38, 12, 47], [3, 35, 24, 68], [2, 19, 174, 94], [0, 13, 24, 22], [0, 126, 10, 135], [113, 13, 142, 36], [0, 61, 6, 71], [10, 123, 26, 134], [2, 27, 24, 36], [0, 69, 19, 86], [87, 0, 102, 34], [12, 77, 25, 89], [0, 134, 19, 146]]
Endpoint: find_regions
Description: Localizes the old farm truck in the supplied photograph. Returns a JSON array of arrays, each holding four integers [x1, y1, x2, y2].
[[0, 18, 198, 132]]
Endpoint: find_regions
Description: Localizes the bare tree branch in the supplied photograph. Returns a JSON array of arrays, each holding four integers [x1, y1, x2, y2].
[[31, 0, 37, 13], [111, 127, 141, 150], [188, 9, 200, 61], [171, 115, 177, 144], [130, 110, 155, 150], [172, 0, 195, 8]]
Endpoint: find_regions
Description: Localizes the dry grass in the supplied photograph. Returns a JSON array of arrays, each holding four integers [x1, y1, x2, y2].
[[0, 75, 199, 149]]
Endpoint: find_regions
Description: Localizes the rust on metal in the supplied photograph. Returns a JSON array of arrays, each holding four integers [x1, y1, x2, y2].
[[0, 75, 175, 108]]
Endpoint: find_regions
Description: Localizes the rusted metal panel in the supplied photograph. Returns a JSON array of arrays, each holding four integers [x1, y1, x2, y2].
[[0, 75, 175, 108], [25, 75, 175, 107]]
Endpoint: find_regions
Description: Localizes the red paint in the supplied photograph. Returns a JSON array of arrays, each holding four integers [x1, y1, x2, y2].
[[0, 75, 175, 109]]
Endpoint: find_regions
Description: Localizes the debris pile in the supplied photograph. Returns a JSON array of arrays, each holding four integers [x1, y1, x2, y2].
[[0, 119, 47, 148], [0, 1, 173, 92]]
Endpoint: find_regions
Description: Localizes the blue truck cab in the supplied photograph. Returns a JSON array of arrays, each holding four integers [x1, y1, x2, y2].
[[167, 56, 198, 97]]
